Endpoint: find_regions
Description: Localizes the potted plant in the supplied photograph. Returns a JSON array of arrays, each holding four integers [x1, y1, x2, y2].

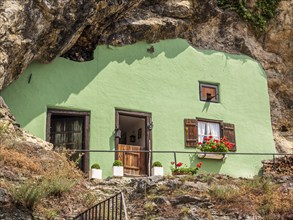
[[170, 161, 202, 176], [90, 163, 102, 179], [196, 136, 235, 160], [152, 161, 164, 176], [112, 160, 124, 177]]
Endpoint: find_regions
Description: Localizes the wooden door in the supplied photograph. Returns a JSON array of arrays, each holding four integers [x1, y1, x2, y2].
[[47, 109, 90, 172], [115, 109, 152, 176], [117, 144, 145, 176]]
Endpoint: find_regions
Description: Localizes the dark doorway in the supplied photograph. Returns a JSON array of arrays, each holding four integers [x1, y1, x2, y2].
[[46, 109, 90, 172], [115, 109, 152, 176]]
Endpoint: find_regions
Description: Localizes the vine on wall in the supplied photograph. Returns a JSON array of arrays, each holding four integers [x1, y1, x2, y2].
[[217, 0, 280, 32]]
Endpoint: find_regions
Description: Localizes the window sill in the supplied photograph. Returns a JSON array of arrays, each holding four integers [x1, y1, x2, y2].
[[197, 153, 228, 161]]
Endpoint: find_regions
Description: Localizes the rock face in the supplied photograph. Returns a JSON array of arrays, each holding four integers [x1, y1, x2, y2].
[[0, 0, 292, 152]]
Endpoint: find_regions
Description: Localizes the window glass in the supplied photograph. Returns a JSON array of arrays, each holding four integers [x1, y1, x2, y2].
[[199, 83, 219, 102], [198, 121, 220, 143]]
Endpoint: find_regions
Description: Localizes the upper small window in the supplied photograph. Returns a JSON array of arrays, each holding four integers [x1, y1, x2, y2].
[[199, 83, 219, 103]]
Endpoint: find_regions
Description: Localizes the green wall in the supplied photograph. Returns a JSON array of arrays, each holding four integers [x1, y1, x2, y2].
[[0, 39, 275, 178]]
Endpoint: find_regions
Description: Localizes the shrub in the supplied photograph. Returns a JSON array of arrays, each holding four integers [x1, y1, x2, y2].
[[91, 163, 100, 169], [152, 161, 162, 167], [43, 176, 76, 197], [208, 185, 240, 202], [12, 181, 45, 210], [113, 160, 123, 166], [170, 161, 203, 175]]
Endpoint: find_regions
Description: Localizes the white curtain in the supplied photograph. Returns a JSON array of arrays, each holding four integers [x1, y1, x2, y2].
[[198, 121, 206, 143], [198, 121, 220, 142], [207, 122, 220, 140]]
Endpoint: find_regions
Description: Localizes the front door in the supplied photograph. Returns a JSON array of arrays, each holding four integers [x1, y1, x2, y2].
[[46, 109, 90, 172], [115, 109, 152, 176]]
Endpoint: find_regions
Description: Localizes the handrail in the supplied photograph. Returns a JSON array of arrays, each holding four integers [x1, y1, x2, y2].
[[73, 191, 127, 220], [71, 149, 293, 156]]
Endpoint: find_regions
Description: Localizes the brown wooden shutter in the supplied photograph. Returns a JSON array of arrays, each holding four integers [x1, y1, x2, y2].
[[222, 123, 236, 151], [184, 119, 198, 147]]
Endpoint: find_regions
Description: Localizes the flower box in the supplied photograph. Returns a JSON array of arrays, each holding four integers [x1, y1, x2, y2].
[[90, 168, 102, 179], [197, 153, 228, 161], [152, 167, 164, 176], [113, 166, 124, 177]]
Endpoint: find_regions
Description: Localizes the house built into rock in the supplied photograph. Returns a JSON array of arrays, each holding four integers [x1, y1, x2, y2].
[[1, 39, 275, 178]]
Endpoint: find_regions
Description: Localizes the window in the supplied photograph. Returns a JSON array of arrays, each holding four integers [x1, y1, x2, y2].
[[199, 83, 219, 103], [198, 121, 220, 143], [184, 118, 236, 151]]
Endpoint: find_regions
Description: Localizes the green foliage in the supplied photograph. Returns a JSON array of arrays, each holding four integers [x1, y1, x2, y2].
[[209, 185, 240, 202], [91, 163, 101, 169], [197, 136, 234, 152], [11, 170, 76, 209], [170, 161, 202, 175], [242, 176, 274, 194], [12, 181, 45, 210], [113, 160, 123, 166], [152, 161, 162, 167], [43, 176, 76, 197], [171, 167, 199, 175], [217, 0, 280, 32]]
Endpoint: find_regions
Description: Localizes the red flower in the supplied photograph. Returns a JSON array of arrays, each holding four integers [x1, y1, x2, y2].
[[197, 163, 202, 168], [222, 136, 227, 141], [212, 145, 216, 149], [209, 135, 213, 138], [206, 141, 210, 145], [171, 161, 175, 165], [198, 142, 202, 145], [214, 139, 219, 143], [176, 162, 183, 167], [204, 137, 210, 141]]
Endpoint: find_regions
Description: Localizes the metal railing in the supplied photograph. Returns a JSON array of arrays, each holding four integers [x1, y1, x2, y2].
[[73, 192, 128, 220], [73, 149, 293, 169]]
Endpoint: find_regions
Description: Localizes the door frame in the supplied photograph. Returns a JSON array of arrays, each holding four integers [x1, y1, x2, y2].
[[46, 109, 90, 172], [115, 109, 152, 176]]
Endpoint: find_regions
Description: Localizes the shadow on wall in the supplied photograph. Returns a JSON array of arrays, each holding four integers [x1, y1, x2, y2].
[[0, 39, 191, 128], [189, 154, 223, 174], [0, 38, 267, 130]]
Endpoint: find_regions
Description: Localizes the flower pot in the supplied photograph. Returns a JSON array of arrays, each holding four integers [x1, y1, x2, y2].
[[90, 168, 102, 179], [197, 153, 228, 160], [113, 166, 124, 177], [152, 167, 164, 176]]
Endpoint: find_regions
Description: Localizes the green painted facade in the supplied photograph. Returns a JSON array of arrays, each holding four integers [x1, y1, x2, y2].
[[1, 39, 275, 178]]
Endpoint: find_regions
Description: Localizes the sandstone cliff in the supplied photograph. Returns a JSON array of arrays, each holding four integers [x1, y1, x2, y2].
[[0, 0, 292, 152]]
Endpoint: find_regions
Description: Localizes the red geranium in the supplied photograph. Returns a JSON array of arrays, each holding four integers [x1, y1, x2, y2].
[[209, 135, 213, 138], [197, 136, 234, 152], [176, 162, 183, 167], [171, 161, 175, 165], [196, 162, 203, 168]]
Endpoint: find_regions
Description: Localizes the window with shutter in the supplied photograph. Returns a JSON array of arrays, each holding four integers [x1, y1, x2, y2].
[[222, 123, 236, 151], [184, 118, 236, 151], [184, 119, 198, 147]]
